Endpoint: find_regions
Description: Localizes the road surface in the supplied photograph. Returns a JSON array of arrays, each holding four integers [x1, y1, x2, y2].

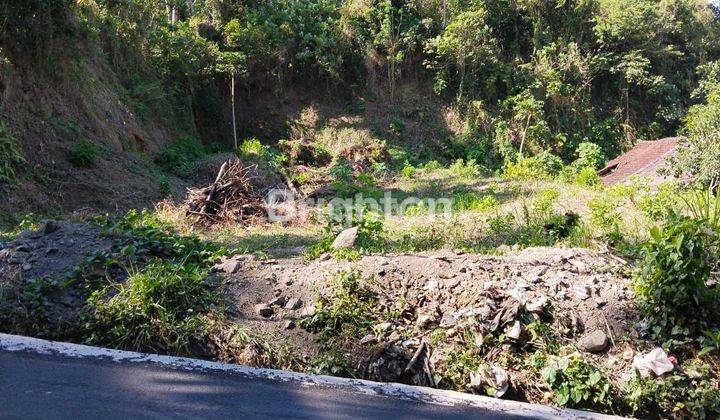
[[0, 334, 615, 419]]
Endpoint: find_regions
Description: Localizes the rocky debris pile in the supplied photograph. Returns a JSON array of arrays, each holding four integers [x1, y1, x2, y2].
[[219, 247, 637, 392], [185, 159, 271, 226], [0, 221, 117, 333], [0, 221, 113, 284]]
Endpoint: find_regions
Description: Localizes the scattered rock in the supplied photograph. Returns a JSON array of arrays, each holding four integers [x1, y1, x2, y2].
[[255, 304, 274, 318], [579, 330, 608, 353], [22, 264, 32, 272], [268, 296, 286, 307], [360, 334, 376, 345], [299, 306, 316, 317], [331, 226, 358, 250], [525, 295, 548, 313], [506, 321, 523, 341], [15, 244, 31, 253], [284, 297, 302, 310], [218, 259, 241, 274], [43, 221, 60, 235]]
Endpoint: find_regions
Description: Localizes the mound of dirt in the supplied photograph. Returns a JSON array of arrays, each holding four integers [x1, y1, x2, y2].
[[218, 247, 640, 391], [0, 221, 116, 333]]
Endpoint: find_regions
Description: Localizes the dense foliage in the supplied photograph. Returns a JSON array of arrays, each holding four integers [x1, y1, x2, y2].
[[2, 0, 720, 167]]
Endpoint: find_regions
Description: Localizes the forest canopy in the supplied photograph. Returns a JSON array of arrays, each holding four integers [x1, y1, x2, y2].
[[2, 0, 720, 170]]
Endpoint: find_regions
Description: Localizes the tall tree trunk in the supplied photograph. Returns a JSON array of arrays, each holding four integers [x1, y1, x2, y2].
[[231, 74, 238, 149]]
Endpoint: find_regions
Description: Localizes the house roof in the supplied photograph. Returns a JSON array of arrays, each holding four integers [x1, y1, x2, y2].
[[598, 137, 678, 185]]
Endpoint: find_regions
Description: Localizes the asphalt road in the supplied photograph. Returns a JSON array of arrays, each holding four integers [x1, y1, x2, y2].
[[0, 334, 615, 420], [0, 349, 525, 420]]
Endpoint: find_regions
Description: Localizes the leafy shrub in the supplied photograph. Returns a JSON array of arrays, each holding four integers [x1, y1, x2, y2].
[[401, 161, 417, 178], [572, 141, 605, 171], [69, 138, 102, 168], [588, 197, 620, 234], [449, 158, 483, 178], [421, 160, 442, 171], [574, 166, 601, 187], [533, 188, 560, 215], [389, 118, 404, 137], [634, 212, 717, 338], [154, 136, 206, 177], [304, 207, 385, 259], [533, 150, 564, 176], [299, 269, 377, 342], [0, 122, 25, 184], [502, 158, 550, 180], [453, 191, 498, 211], [238, 138, 268, 158], [541, 354, 615, 409], [84, 261, 217, 354], [625, 368, 720, 418], [637, 182, 678, 221]]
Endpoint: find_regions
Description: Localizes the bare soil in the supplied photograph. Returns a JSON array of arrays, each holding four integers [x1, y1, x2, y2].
[[219, 246, 642, 389]]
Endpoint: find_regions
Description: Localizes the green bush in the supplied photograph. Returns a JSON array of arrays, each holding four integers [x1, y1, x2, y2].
[[449, 158, 483, 178], [0, 122, 25, 184], [574, 166, 601, 187], [502, 158, 550, 180], [625, 368, 720, 418], [572, 141, 605, 171], [533, 150, 564, 176], [84, 261, 217, 354], [541, 354, 615, 409], [154, 136, 206, 178], [634, 212, 717, 338], [69, 138, 102, 167], [453, 191, 498, 212], [401, 161, 417, 179], [299, 269, 378, 342]]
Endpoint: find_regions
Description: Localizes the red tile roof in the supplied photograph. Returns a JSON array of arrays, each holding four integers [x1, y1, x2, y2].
[[598, 137, 678, 185]]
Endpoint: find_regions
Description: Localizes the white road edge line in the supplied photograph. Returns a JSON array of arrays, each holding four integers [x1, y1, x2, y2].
[[0, 333, 622, 419]]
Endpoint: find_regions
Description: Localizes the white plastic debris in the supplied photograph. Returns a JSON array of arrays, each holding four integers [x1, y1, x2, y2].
[[632, 348, 674, 377], [470, 365, 510, 398]]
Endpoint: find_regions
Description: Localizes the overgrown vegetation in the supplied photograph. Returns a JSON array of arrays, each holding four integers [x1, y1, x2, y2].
[[0, 121, 25, 185]]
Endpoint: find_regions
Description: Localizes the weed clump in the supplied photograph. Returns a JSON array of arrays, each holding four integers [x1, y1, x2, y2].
[[0, 122, 24, 185], [69, 138, 102, 168], [634, 211, 718, 340], [154, 136, 206, 178], [84, 261, 218, 354], [540, 353, 616, 410]]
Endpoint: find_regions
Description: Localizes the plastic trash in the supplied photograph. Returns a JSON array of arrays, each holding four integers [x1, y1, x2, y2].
[[632, 347, 674, 377]]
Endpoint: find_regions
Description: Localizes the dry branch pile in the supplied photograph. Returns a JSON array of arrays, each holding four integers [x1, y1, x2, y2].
[[185, 159, 266, 226]]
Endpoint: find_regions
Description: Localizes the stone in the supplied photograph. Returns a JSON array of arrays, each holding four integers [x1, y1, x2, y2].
[[284, 297, 302, 310], [360, 334, 376, 345], [22, 264, 32, 272], [330, 226, 359, 250], [219, 259, 241, 274], [255, 304, 274, 318], [525, 295, 548, 313], [43, 221, 60, 235], [268, 296, 286, 307], [579, 330, 609, 353], [299, 306, 316, 317], [15, 244, 31, 253], [506, 321, 523, 340]]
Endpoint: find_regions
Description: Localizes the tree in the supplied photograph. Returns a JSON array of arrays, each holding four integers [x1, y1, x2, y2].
[[426, 7, 499, 99], [216, 51, 247, 149]]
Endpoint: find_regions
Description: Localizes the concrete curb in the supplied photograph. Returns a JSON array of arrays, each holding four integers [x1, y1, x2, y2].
[[0, 333, 624, 419]]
